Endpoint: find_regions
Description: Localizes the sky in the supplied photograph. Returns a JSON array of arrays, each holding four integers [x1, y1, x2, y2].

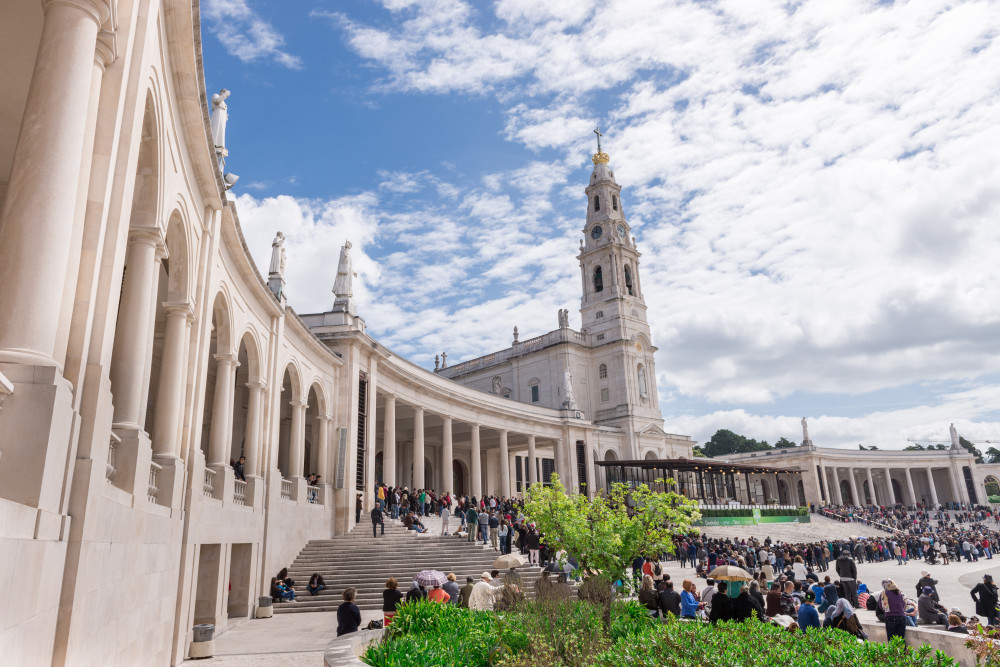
[[200, 0, 1000, 451]]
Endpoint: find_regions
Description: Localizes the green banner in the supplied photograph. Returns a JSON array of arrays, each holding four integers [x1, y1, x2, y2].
[[695, 514, 811, 526]]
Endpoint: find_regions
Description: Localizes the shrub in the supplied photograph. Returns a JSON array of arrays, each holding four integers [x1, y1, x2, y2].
[[987, 495, 1000, 504]]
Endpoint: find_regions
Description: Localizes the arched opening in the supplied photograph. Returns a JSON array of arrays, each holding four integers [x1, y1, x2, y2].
[[594, 195, 600, 211], [452, 460, 466, 496], [593, 265, 603, 293], [276, 365, 299, 477], [778, 479, 789, 505], [644, 450, 657, 461], [624, 264, 634, 296], [598, 363, 607, 379], [198, 294, 231, 463], [797, 480, 806, 505], [304, 385, 322, 478], [985, 475, 1000, 500], [230, 339, 251, 466], [839, 479, 853, 504], [891, 479, 903, 505], [612, 194, 618, 211], [604, 449, 618, 485], [424, 457, 433, 490]]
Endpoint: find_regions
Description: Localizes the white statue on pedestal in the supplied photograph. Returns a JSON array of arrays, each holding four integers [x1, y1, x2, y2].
[[563, 366, 577, 409], [269, 231, 285, 277], [333, 241, 355, 298], [638, 365, 648, 399], [801, 417, 810, 443], [950, 423, 960, 449], [211, 89, 230, 154]]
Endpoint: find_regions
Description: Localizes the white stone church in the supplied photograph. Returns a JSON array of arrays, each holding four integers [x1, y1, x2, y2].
[[1, 1, 998, 665]]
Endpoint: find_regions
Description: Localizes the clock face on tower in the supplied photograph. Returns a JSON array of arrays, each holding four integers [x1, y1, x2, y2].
[[591, 225, 603, 240], [616, 224, 626, 238]]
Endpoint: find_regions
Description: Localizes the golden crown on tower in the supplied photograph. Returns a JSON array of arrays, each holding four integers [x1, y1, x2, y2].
[[592, 151, 610, 165]]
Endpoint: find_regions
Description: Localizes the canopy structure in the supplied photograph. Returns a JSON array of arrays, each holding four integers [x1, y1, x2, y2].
[[595, 458, 806, 505]]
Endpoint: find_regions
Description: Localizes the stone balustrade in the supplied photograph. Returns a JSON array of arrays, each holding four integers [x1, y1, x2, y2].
[[203, 468, 216, 498], [281, 478, 293, 501], [233, 479, 247, 506], [148, 461, 161, 503], [106, 433, 120, 484]]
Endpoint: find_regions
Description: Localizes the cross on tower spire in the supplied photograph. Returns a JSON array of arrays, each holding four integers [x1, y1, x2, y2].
[[594, 126, 603, 153]]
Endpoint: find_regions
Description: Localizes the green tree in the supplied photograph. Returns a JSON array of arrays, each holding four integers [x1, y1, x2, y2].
[[959, 436, 984, 464], [702, 429, 772, 457], [691, 445, 708, 458], [773, 437, 797, 449], [985, 447, 1000, 465], [523, 474, 699, 630], [904, 443, 926, 451]]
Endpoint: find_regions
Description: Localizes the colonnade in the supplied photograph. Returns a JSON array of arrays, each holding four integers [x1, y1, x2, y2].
[[816, 463, 969, 507]]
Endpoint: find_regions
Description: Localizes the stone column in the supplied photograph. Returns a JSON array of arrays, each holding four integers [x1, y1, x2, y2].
[[0, 0, 111, 367], [526, 434, 536, 487], [365, 358, 378, 507], [317, 415, 331, 484], [812, 463, 826, 504], [949, 463, 967, 505], [441, 415, 453, 494], [244, 381, 265, 477], [412, 406, 425, 489], [382, 395, 396, 487], [828, 467, 842, 504], [585, 440, 596, 498], [470, 424, 482, 498], [927, 468, 939, 507], [848, 469, 860, 506], [150, 303, 192, 456], [207, 354, 238, 467], [904, 468, 916, 507], [499, 430, 510, 498], [108, 228, 165, 428], [884, 468, 897, 505], [866, 468, 877, 506], [288, 399, 307, 478]]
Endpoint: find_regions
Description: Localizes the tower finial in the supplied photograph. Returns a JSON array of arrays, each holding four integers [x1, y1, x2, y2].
[[592, 126, 609, 165]]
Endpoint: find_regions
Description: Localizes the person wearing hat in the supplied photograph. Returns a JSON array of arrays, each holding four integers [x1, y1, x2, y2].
[[797, 590, 821, 631], [970, 574, 999, 626], [916, 571, 939, 602], [468, 572, 501, 611], [918, 586, 948, 625]]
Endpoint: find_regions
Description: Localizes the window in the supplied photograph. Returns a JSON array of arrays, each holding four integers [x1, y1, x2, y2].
[[356, 371, 367, 490], [601, 388, 610, 402], [596, 333, 605, 341], [593, 266, 603, 293], [624, 265, 634, 296], [612, 194, 618, 211], [599, 363, 607, 379], [530, 385, 539, 403], [596, 310, 604, 319], [594, 195, 600, 211]]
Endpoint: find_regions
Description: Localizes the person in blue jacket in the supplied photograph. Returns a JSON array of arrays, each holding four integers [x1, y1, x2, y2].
[[798, 591, 821, 631], [681, 579, 700, 619]]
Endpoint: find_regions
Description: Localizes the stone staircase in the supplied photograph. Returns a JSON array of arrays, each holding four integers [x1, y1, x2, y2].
[[274, 516, 547, 613]]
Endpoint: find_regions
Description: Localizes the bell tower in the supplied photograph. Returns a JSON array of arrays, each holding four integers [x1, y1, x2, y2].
[[578, 129, 663, 452]]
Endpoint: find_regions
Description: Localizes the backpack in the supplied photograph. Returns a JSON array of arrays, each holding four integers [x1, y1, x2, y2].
[[654, 563, 662, 576], [366, 619, 383, 630]]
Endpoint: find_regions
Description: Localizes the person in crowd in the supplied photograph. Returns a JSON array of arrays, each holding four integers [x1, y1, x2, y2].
[[234, 455, 246, 482], [337, 588, 361, 637], [792, 555, 808, 583], [765, 582, 782, 617], [780, 580, 798, 616], [498, 520, 510, 555], [467, 505, 479, 543], [878, 579, 907, 642], [478, 509, 490, 545], [406, 580, 427, 603], [440, 501, 451, 535], [916, 570, 939, 601], [731, 582, 764, 621], [371, 504, 384, 538], [638, 575, 659, 617], [947, 613, 970, 634], [403, 512, 427, 533], [355, 493, 362, 524], [469, 572, 501, 611], [798, 591, 820, 631], [970, 573, 999, 627], [680, 580, 700, 620], [271, 577, 296, 603], [708, 580, 732, 624], [659, 580, 682, 618], [307, 572, 325, 596], [443, 573, 461, 605], [428, 583, 451, 603], [918, 586, 948, 625], [836, 550, 859, 607], [489, 511, 500, 550], [526, 527, 541, 565], [458, 576, 475, 608], [382, 578, 403, 626]]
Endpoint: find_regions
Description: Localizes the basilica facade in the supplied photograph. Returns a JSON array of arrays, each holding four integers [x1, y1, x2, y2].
[[1, 1, 998, 665]]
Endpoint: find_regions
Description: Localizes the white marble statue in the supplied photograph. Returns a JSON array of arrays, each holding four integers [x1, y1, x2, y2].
[[563, 367, 577, 409], [801, 417, 810, 443], [558, 309, 569, 329], [268, 231, 285, 276], [210, 89, 230, 152], [492, 376, 502, 395], [332, 241, 356, 297], [638, 365, 648, 399], [950, 423, 960, 449]]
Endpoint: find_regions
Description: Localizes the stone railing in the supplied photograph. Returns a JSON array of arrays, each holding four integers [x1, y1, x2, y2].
[[203, 468, 216, 498], [106, 433, 120, 484], [307, 484, 320, 504], [438, 328, 585, 376], [281, 478, 293, 500], [147, 461, 161, 503], [233, 479, 247, 506]]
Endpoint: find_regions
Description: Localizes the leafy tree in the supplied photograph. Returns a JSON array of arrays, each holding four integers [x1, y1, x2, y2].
[[773, 437, 797, 449], [523, 474, 699, 630], [904, 444, 926, 451], [702, 429, 772, 457], [691, 446, 708, 458], [960, 436, 984, 464], [986, 447, 1000, 465]]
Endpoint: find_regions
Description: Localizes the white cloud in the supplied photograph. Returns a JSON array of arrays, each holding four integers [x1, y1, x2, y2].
[[203, 0, 302, 68]]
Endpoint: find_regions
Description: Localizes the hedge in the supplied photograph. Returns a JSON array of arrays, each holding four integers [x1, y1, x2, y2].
[[698, 507, 808, 518]]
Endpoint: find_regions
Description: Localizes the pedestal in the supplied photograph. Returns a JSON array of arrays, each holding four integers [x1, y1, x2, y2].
[[255, 605, 273, 619], [188, 640, 215, 659]]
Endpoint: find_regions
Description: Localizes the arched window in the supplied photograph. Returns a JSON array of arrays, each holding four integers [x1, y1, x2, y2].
[[528, 378, 540, 403], [594, 195, 600, 211], [593, 266, 603, 292], [624, 264, 634, 296], [612, 195, 618, 211], [598, 363, 607, 379], [595, 310, 604, 319]]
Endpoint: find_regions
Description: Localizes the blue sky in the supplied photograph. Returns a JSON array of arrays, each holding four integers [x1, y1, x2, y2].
[[200, 0, 1000, 450]]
